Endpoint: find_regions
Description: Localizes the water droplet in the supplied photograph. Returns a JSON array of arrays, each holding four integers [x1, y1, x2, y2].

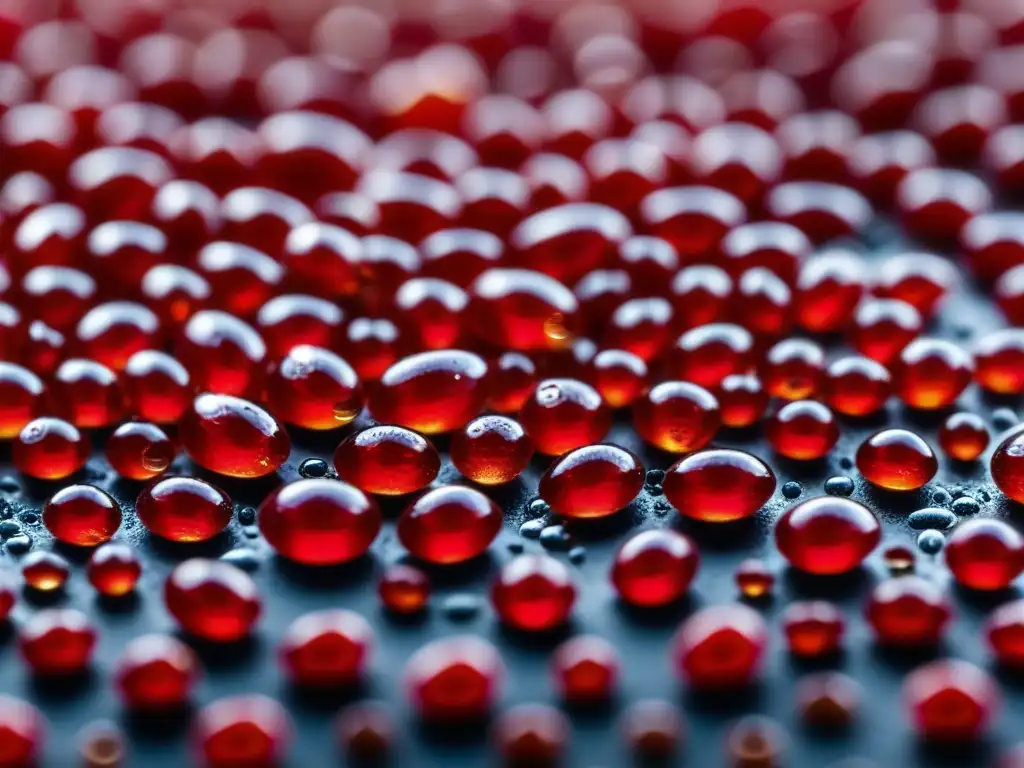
[[520, 519, 545, 539], [441, 594, 480, 621], [917, 530, 945, 554], [507, 541, 524, 554], [19, 512, 38, 525], [824, 476, 854, 496], [908, 508, 957, 531], [540, 525, 572, 551], [0, 520, 21, 539], [645, 469, 666, 486], [6, 535, 31, 555], [243, 525, 260, 539], [782, 481, 803, 499], [298, 457, 329, 478], [931, 489, 951, 506], [528, 499, 550, 518], [568, 546, 586, 564], [237, 507, 257, 525], [951, 497, 980, 516], [993, 408, 1019, 431], [0, 477, 19, 494], [648, 484, 664, 497], [838, 457, 853, 470]]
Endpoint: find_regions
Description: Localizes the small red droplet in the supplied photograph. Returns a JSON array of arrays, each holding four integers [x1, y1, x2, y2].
[[491, 554, 576, 632], [611, 529, 699, 608], [946, 519, 1024, 591], [664, 449, 775, 523], [164, 559, 261, 643], [672, 604, 767, 690], [775, 497, 881, 575], [279, 609, 373, 689]]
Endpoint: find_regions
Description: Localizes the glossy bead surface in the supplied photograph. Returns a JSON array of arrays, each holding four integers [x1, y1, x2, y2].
[[493, 703, 568, 766], [664, 449, 775, 523], [761, 338, 825, 401], [21, 552, 70, 593], [633, 381, 720, 454], [165, 559, 261, 642], [519, 378, 611, 456], [255, 294, 343, 360], [866, 576, 952, 648], [668, 323, 755, 389], [13, 417, 90, 480], [775, 497, 881, 575], [765, 401, 839, 461], [822, 356, 892, 417], [783, 601, 845, 658], [485, 353, 537, 414], [42, 484, 120, 547], [672, 604, 767, 689], [904, 660, 998, 742], [986, 599, 1024, 668], [397, 486, 502, 565], [266, 346, 363, 431], [177, 310, 266, 399], [735, 559, 775, 599], [794, 250, 866, 333], [717, 374, 769, 428], [611, 529, 699, 608], [856, 429, 938, 491], [180, 394, 290, 479], [19, 609, 95, 676], [491, 554, 576, 632], [405, 636, 504, 722], [450, 415, 533, 486], [87, 543, 141, 598], [74, 301, 161, 372], [334, 426, 440, 497], [0, 362, 44, 439], [378, 565, 430, 616], [136, 476, 232, 544], [974, 329, 1024, 395], [194, 695, 291, 768], [539, 444, 644, 519], [551, 635, 619, 705], [939, 413, 989, 462], [279, 610, 373, 688], [114, 634, 198, 711], [895, 338, 974, 410], [120, 350, 190, 425], [848, 299, 922, 366], [468, 268, 580, 352], [105, 422, 175, 481], [946, 519, 1024, 591]]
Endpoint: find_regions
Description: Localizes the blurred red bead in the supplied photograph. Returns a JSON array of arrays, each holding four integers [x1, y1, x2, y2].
[[280, 609, 373, 688], [137, 476, 232, 544], [19, 608, 95, 676], [115, 634, 198, 711], [491, 554, 576, 632], [405, 635, 504, 722], [775, 497, 881, 575], [194, 694, 291, 768], [87, 543, 141, 598], [552, 635, 619, 705], [165, 559, 261, 642], [611, 529, 699, 608], [672, 604, 767, 690], [904, 660, 998, 742]]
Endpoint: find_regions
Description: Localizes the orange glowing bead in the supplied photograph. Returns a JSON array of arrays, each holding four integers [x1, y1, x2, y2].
[[468, 268, 580, 352], [265, 345, 364, 431], [895, 337, 974, 410], [761, 338, 825, 401], [765, 400, 839, 461], [19, 608, 96, 676], [668, 323, 755, 389], [663, 449, 775, 523], [633, 381, 720, 454], [822, 355, 892, 417], [775, 497, 881, 575], [974, 328, 1024, 395], [105, 422, 175, 480], [992, 427, 1024, 503], [180, 393, 290, 479], [552, 635, 619, 704], [611, 529, 700, 608], [485, 352, 538, 414], [334, 426, 440, 496], [519, 378, 611, 456], [450, 415, 534, 486], [397, 486, 502, 565], [848, 298, 922, 366], [279, 609, 373, 689], [378, 564, 430, 615], [603, 297, 675, 363], [368, 350, 488, 434], [794, 249, 865, 333], [717, 374, 769, 428], [939, 412, 989, 462], [87, 543, 141, 598], [405, 635, 504, 723], [946, 519, 1024, 591], [782, 601, 845, 658], [114, 634, 199, 711], [43, 484, 120, 547], [856, 429, 938, 491], [164, 559, 261, 642], [137, 476, 232, 543], [74, 300, 161, 371], [735, 559, 775, 599], [120, 350, 191, 425], [985, 599, 1024, 668], [254, 294, 343, 360], [539, 444, 645, 519], [21, 552, 70, 593], [49, 358, 124, 428], [13, 417, 90, 480], [672, 604, 767, 690], [491, 554, 576, 632], [0, 362, 44, 439], [865, 576, 952, 648], [904, 660, 999, 742], [259, 479, 380, 566], [336, 317, 405, 382], [873, 252, 957, 319], [176, 310, 266, 399], [586, 349, 648, 407]]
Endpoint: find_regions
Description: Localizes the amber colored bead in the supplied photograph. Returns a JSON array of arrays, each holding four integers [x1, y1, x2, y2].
[[518, 378, 610, 457], [49, 358, 122, 428], [540, 444, 644, 519], [255, 294, 344, 360], [585, 350, 647, 408], [469, 268, 580, 352], [105, 422, 175, 481], [43, 484, 120, 547], [493, 703, 569, 766], [551, 635, 619, 704], [165, 559, 261, 642], [672, 604, 767, 689], [761, 338, 825, 401], [21, 551, 70, 593], [19, 608, 95, 676], [136, 476, 231, 544], [280, 609, 373, 689], [717, 374, 769, 428], [865, 576, 952, 648], [114, 634, 198, 711], [663, 449, 775, 523], [783, 601, 845, 658], [611, 529, 699, 608], [997, 265, 1024, 325], [946, 519, 1024, 591], [633, 381, 720, 454], [895, 337, 974, 410], [378, 564, 430, 616], [0, 362, 44, 439], [793, 249, 865, 333], [398, 486, 502, 565], [0, 695, 44, 766], [765, 400, 839, 461], [405, 635, 505, 722], [822, 356, 892, 418], [87, 543, 141, 598], [393, 278, 469, 351], [120, 351, 190, 426], [603, 297, 675, 363], [13, 417, 90, 480], [735, 559, 775, 599], [992, 427, 1024, 504], [194, 694, 291, 768], [797, 672, 861, 731], [265, 345, 364, 431], [180, 393, 290, 479], [620, 699, 684, 759], [775, 497, 881, 575], [939, 413, 989, 462], [974, 328, 1024, 395], [450, 415, 533, 486], [177, 310, 266, 399], [856, 429, 937, 492], [485, 353, 537, 414], [491, 554, 576, 632], [904, 660, 998, 742], [668, 323, 755, 389], [725, 715, 788, 768], [873, 252, 956, 320], [334, 426, 440, 497]]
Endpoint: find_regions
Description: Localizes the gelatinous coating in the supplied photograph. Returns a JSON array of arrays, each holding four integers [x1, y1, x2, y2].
[[468, 268, 580, 351], [13, 416, 91, 480], [903, 660, 999, 742], [450, 415, 534, 486], [334, 425, 441, 496], [119, 350, 191, 425], [279, 609, 374, 688], [105, 421, 175, 481], [491, 554, 576, 632], [672, 604, 767, 689], [42, 484, 120, 547], [136, 476, 232, 543], [856, 429, 938, 491], [633, 380, 720, 454], [611, 529, 700, 608], [992, 426, 1024, 504], [404, 635, 505, 722], [266, 345, 364, 430], [194, 694, 292, 768], [775, 497, 881, 575], [114, 634, 199, 711], [397, 486, 502, 565], [946, 519, 1024, 591], [663, 449, 775, 523], [539, 444, 644, 519], [164, 559, 261, 642], [765, 400, 839, 461], [519, 378, 611, 456], [179, 393, 290, 479]]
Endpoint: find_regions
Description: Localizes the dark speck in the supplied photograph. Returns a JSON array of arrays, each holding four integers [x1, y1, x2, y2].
[[507, 541, 524, 554], [931, 489, 951, 506], [0, 502, 10, 520], [568, 546, 586, 564], [951, 497, 980, 516], [782, 482, 802, 499], [647, 484, 664, 497], [908, 508, 957, 531], [441, 594, 480, 621], [993, 408, 1018, 431], [0, 477, 18, 494], [839, 457, 853, 470], [18, 512, 38, 526], [6, 535, 31, 555], [980, 490, 992, 503], [298, 458, 329, 478], [221, 549, 260, 571], [237, 507, 257, 525], [824, 476, 854, 497], [0, 520, 21, 539], [528, 499, 551, 518], [540, 525, 572, 551], [519, 520, 545, 539], [917, 530, 944, 555], [645, 469, 666, 486]]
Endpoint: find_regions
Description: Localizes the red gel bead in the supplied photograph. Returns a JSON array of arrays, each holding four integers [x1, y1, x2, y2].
[[669, 265, 733, 331], [575, 269, 630, 342], [398, 486, 502, 565], [539, 444, 644, 519], [765, 400, 839, 461], [733, 267, 794, 340], [180, 394, 289, 479], [360, 171, 460, 245], [171, 118, 259, 196], [68, 147, 172, 223], [777, 110, 858, 184], [19, 609, 95, 676], [493, 703, 568, 766], [584, 139, 668, 218], [992, 426, 1024, 504], [87, 543, 141, 598], [519, 378, 610, 456], [336, 317, 405, 383], [946, 519, 1024, 591], [194, 695, 291, 768], [832, 40, 932, 131], [85, 221, 166, 291], [856, 429, 938, 491], [281, 222, 362, 300], [393, 278, 469, 351], [335, 701, 395, 763], [986, 599, 1024, 667], [486, 353, 538, 414], [259, 479, 380, 566], [552, 635, 619, 704], [766, 181, 873, 244], [0, 362, 44, 439], [137, 476, 232, 544], [361, 232, 423, 301], [462, 95, 543, 169], [469, 268, 580, 352], [668, 323, 755, 389], [794, 249, 865, 333], [735, 558, 775, 599], [614, 236, 679, 295], [19, 265, 96, 331], [114, 634, 198, 711], [849, 130, 936, 208], [13, 417, 90, 480], [369, 350, 488, 435], [149, 179, 220, 256], [521, 153, 588, 210], [939, 413, 989, 462], [634, 381, 720, 454], [120, 350, 190, 425], [43, 484, 120, 547], [334, 426, 440, 497], [620, 698, 684, 759], [0, 103, 76, 182], [691, 123, 781, 209], [197, 241, 284, 319], [587, 349, 648, 408], [21, 552, 69, 593], [0, 570, 14, 621], [255, 294, 344, 360], [866, 576, 952, 648], [280, 609, 373, 688], [664, 449, 775, 523], [904, 660, 998, 742], [611, 529, 700, 608], [783, 601, 845, 658], [106, 422, 175, 481], [822, 356, 892, 418], [640, 185, 746, 262], [12, 203, 86, 275], [974, 329, 1024, 395], [720, 221, 810, 284], [419, 229, 503, 288], [378, 565, 430, 616], [75, 301, 161, 372], [406, 636, 504, 723], [761, 338, 825, 401], [895, 337, 974, 410], [0, 172, 55, 253], [50, 358, 123, 428], [0, 696, 44, 766], [0, 302, 24, 361], [672, 604, 767, 690], [914, 84, 1005, 165], [450, 415, 533, 486], [491, 554, 576, 632], [717, 374, 769, 429], [603, 298, 675, 363], [848, 298, 922, 366], [219, 186, 313, 257], [165, 559, 261, 642], [873, 252, 957, 319], [775, 497, 881, 575], [266, 345, 364, 431], [897, 167, 993, 243]]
